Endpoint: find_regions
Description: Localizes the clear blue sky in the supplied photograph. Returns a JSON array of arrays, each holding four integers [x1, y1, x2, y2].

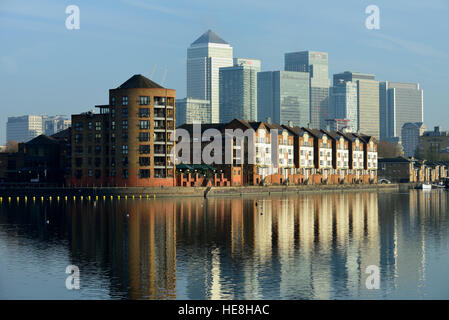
[[1, 0, 448, 143]]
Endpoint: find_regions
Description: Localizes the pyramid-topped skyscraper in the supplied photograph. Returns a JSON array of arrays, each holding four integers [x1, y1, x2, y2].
[[186, 29, 233, 123]]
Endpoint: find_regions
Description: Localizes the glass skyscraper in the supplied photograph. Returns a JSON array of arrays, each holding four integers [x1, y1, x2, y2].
[[334, 72, 380, 139], [330, 80, 358, 132], [219, 58, 260, 123], [175, 98, 211, 125], [187, 30, 233, 123], [257, 71, 310, 127], [379, 81, 424, 141], [284, 51, 330, 129]]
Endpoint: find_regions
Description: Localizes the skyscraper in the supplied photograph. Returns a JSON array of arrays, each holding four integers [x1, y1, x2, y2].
[[175, 98, 211, 125], [257, 71, 310, 127], [401, 122, 426, 157], [285, 51, 330, 129], [379, 82, 424, 141], [334, 72, 380, 139], [7, 115, 43, 142], [330, 80, 358, 132], [219, 58, 260, 123], [187, 30, 233, 123]]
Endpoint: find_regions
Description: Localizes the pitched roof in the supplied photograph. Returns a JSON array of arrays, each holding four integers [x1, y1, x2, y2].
[[26, 135, 58, 145], [191, 29, 229, 46], [117, 74, 163, 89]]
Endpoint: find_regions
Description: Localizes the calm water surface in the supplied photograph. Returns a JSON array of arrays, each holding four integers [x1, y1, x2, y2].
[[1, 190, 449, 300]]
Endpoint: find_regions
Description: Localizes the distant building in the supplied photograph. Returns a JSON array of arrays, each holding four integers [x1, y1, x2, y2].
[[330, 80, 358, 132], [333, 72, 380, 139], [257, 71, 310, 127], [417, 126, 449, 161], [187, 29, 233, 123], [219, 58, 260, 123], [43, 115, 71, 136], [401, 122, 426, 157], [285, 51, 330, 129], [6, 115, 43, 143], [176, 98, 211, 125], [379, 81, 423, 141]]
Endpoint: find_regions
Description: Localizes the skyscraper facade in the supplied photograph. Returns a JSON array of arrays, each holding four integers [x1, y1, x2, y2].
[[379, 82, 424, 141], [176, 98, 211, 125], [219, 58, 260, 123], [330, 80, 358, 132], [187, 30, 233, 123], [334, 72, 380, 139], [401, 122, 426, 157], [7, 115, 43, 142], [257, 71, 310, 127], [285, 51, 330, 129]]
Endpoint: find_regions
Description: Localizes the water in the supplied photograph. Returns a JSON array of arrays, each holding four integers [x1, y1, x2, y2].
[[1, 189, 449, 300]]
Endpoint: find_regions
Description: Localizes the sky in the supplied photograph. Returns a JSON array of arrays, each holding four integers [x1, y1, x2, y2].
[[1, 0, 448, 144]]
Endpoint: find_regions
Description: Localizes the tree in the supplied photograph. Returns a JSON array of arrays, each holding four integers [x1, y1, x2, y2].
[[378, 141, 404, 158], [6, 140, 19, 153]]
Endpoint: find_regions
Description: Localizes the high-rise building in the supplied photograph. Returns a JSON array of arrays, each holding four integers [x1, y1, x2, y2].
[[219, 58, 260, 123], [175, 98, 211, 125], [285, 51, 330, 129], [70, 74, 176, 187], [6, 115, 43, 142], [334, 72, 380, 139], [43, 115, 71, 136], [187, 29, 233, 123], [379, 81, 424, 140], [257, 71, 309, 127], [330, 80, 358, 132], [401, 122, 426, 157]]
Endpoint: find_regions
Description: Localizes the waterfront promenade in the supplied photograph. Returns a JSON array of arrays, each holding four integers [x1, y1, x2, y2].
[[0, 183, 399, 200]]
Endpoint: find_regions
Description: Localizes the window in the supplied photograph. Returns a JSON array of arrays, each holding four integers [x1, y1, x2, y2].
[[95, 133, 101, 143], [139, 108, 150, 117], [111, 109, 116, 118], [139, 132, 150, 142], [122, 145, 128, 154], [88, 169, 93, 177], [111, 121, 116, 130], [75, 134, 83, 144], [95, 170, 101, 179], [139, 96, 150, 105], [122, 157, 128, 166], [75, 122, 83, 131], [75, 158, 83, 167], [139, 157, 151, 166], [139, 120, 150, 129], [122, 169, 128, 179], [88, 122, 93, 130], [75, 146, 83, 154], [111, 97, 116, 106], [95, 158, 101, 167], [95, 122, 101, 131], [75, 170, 82, 179], [122, 108, 128, 118], [139, 145, 151, 154], [122, 132, 128, 141], [122, 96, 128, 106], [139, 169, 151, 178], [122, 120, 128, 130]]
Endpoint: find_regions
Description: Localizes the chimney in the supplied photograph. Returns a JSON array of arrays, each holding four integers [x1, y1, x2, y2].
[[266, 117, 272, 124], [288, 120, 293, 127]]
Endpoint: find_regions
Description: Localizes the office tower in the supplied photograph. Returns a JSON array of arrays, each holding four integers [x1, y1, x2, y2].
[[175, 98, 211, 125], [6, 115, 43, 142], [187, 29, 233, 123], [43, 115, 71, 135], [334, 72, 380, 139], [284, 51, 330, 129], [71, 74, 176, 187], [219, 58, 260, 123], [379, 82, 424, 140], [257, 71, 309, 127], [401, 122, 426, 157], [330, 80, 358, 132]]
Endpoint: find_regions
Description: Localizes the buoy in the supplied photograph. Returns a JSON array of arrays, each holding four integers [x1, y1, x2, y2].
[[88, 196, 91, 201], [33, 197, 36, 201], [41, 196, 44, 201], [153, 194, 156, 199], [49, 196, 52, 201], [125, 195, 127, 200], [16, 197, 20, 202]]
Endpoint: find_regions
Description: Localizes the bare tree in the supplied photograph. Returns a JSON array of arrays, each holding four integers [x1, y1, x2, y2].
[[378, 140, 404, 158], [6, 140, 19, 153]]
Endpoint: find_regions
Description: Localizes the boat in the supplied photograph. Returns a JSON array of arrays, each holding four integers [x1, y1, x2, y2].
[[419, 183, 432, 190]]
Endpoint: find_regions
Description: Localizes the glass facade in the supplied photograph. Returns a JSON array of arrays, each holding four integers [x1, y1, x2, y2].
[[257, 71, 310, 127]]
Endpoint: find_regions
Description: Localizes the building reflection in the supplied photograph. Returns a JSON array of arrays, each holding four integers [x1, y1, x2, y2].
[[7, 189, 445, 299]]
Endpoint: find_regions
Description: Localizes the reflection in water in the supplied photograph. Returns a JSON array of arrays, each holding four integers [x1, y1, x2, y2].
[[1, 190, 449, 299]]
